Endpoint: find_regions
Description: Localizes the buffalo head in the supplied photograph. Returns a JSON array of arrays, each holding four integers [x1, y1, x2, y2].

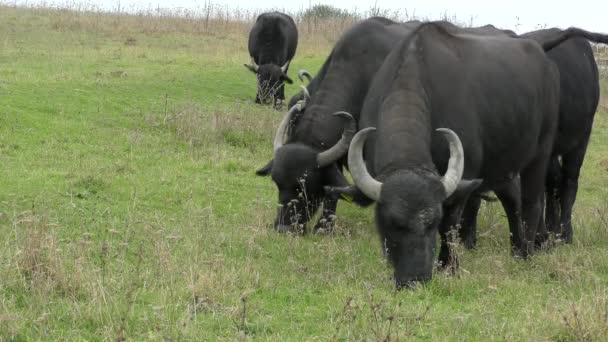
[[244, 58, 293, 107], [347, 127, 479, 289], [256, 102, 355, 233]]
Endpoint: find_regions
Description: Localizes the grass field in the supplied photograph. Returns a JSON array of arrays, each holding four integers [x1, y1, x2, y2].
[[1, 5, 608, 340]]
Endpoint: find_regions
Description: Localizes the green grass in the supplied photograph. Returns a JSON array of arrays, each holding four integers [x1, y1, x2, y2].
[[1, 6, 608, 340]]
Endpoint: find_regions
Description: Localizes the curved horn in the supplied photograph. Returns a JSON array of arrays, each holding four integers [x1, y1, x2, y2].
[[272, 102, 303, 152], [299, 85, 311, 109], [316, 111, 356, 168], [348, 127, 382, 201], [298, 69, 313, 83], [300, 85, 311, 100], [281, 60, 289, 73], [437, 128, 465, 198]]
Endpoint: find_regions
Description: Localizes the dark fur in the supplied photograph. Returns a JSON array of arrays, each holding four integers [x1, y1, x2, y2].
[[246, 12, 298, 107], [256, 18, 421, 233], [345, 22, 560, 287], [460, 27, 603, 249], [521, 28, 600, 244]]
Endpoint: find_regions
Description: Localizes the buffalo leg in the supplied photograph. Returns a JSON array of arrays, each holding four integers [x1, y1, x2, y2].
[[438, 205, 462, 271], [493, 179, 525, 257], [558, 143, 588, 244], [520, 154, 552, 257], [313, 197, 338, 232], [544, 156, 562, 236], [535, 194, 549, 248], [459, 195, 482, 249], [438, 194, 477, 270]]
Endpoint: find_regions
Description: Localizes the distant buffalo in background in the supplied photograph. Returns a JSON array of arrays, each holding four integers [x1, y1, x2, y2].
[[245, 11, 297, 108]]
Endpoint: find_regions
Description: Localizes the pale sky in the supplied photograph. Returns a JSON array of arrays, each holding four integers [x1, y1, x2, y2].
[[14, 0, 608, 33]]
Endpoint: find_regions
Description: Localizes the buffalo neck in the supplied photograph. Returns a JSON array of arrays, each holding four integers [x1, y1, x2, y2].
[[293, 64, 368, 150], [374, 35, 437, 178]]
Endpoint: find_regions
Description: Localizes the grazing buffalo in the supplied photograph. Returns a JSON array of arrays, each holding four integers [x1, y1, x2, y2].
[[459, 28, 608, 249], [245, 12, 298, 108], [256, 17, 421, 233], [329, 22, 563, 288], [522, 28, 602, 244]]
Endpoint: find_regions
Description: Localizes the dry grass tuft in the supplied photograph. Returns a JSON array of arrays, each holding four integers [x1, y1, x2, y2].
[[14, 212, 84, 298], [162, 101, 277, 154], [557, 299, 608, 341]]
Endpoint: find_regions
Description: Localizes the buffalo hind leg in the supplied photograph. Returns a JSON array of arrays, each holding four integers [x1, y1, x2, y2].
[[520, 155, 552, 258], [535, 195, 549, 248], [558, 143, 588, 244], [544, 156, 561, 238]]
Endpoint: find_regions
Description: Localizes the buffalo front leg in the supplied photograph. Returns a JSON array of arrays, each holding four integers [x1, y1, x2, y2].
[[438, 198, 473, 272], [438, 206, 462, 274], [313, 196, 338, 233], [493, 178, 525, 258], [459, 195, 482, 249]]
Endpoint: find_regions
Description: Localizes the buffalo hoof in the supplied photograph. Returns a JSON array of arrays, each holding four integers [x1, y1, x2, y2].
[[275, 224, 304, 235], [534, 233, 549, 249], [560, 224, 573, 244], [462, 236, 477, 250], [437, 246, 459, 274], [395, 275, 431, 290], [273, 101, 285, 111], [313, 215, 336, 234], [511, 244, 530, 260], [437, 256, 459, 275]]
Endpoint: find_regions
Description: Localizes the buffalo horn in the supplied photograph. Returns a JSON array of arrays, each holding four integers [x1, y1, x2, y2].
[[316, 112, 357, 168], [299, 85, 311, 108], [272, 102, 303, 152], [347, 127, 382, 201], [437, 128, 465, 198], [281, 60, 289, 73], [298, 69, 313, 83]]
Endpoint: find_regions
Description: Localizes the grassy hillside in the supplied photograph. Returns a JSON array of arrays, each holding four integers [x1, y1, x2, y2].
[[1, 6, 608, 340]]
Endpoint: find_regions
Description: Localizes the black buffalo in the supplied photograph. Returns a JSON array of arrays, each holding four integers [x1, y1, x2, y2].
[[256, 17, 421, 233], [459, 28, 607, 249], [245, 12, 298, 108], [330, 22, 563, 288]]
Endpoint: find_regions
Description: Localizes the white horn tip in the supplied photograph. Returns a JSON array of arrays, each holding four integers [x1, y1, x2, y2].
[[299, 85, 311, 99], [332, 111, 353, 120], [436, 127, 455, 134], [360, 127, 377, 134]]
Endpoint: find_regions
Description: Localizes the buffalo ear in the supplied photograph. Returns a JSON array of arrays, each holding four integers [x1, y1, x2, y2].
[[323, 185, 376, 207], [444, 179, 483, 205], [244, 64, 258, 74], [324, 185, 351, 201], [255, 160, 274, 176], [282, 74, 294, 84]]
